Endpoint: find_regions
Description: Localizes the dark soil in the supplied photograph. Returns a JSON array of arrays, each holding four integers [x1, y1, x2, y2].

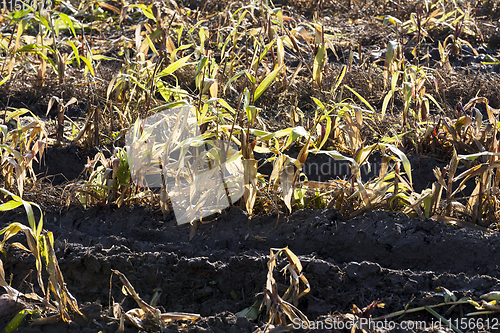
[[2, 204, 500, 332]]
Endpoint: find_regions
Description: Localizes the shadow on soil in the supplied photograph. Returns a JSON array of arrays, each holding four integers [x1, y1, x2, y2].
[[2, 205, 500, 332]]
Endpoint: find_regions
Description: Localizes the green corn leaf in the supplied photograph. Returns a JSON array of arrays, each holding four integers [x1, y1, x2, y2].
[[283, 126, 309, 150], [385, 40, 400, 64], [344, 85, 376, 113], [129, 4, 156, 20], [313, 43, 326, 86], [145, 34, 158, 56], [187, 19, 208, 34], [217, 99, 235, 114], [236, 300, 261, 320], [382, 15, 402, 26], [391, 70, 399, 91], [254, 65, 283, 101], [80, 56, 95, 77], [425, 306, 463, 333], [171, 44, 192, 62], [311, 97, 325, 111], [254, 39, 275, 69], [317, 150, 360, 177], [5, 108, 30, 121], [15, 43, 51, 53], [317, 116, 332, 150], [249, 129, 274, 140], [481, 291, 500, 301], [92, 54, 118, 61], [65, 40, 80, 67], [245, 70, 256, 85], [274, 127, 293, 138], [223, 70, 246, 92], [0, 200, 23, 211], [59, 13, 76, 38], [458, 151, 500, 161], [245, 105, 257, 125], [381, 90, 393, 120], [332, 65, 346, 95], [195, 55, 209, 89], [383, 144, 412, 185], [157, 54, 192, 77], [4, 309, 37, 333]]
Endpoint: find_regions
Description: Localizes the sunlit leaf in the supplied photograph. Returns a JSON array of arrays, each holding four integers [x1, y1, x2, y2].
[[344, 85, 375, 114], [254, 65, 284, 101], [381, 90, 392, 120], [313, 43, 326, 86]]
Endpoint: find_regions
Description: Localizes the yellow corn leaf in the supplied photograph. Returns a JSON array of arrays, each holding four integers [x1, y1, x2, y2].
[[0, 74, 10, 86], [98, 2, 120, 14], [381, 90, 392, 120], [313, 43, 326, 86], [282, 247, 302, 273], [277, 37, 285, 67], [161, 312, 200, 323], [254, 65, 283, 101], [281, 164, 294, 213], [481, 292, 500, 301]]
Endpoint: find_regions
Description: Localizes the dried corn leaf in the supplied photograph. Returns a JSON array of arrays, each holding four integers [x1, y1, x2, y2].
[[243, 159, 258, 215], [280, 165, 294, 213]]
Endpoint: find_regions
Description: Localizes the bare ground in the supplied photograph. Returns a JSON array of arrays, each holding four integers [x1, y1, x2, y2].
[[1, 202, 500, 332]]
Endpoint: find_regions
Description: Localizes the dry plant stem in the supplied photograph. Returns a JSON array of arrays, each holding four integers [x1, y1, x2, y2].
[[56, 103, 64, 146], [0, 31, 15, 118], [72, 105, 96, 143], [112, 269, 160, 317], [226, 93, 244, 157], [197, 60, 207, 118], [284, 27, 315, 87], [108, 101, 113, 137], [94, 97, 99, 146], [244, 34, 249, 69], [446, 169, 453, 217], [478, 180, 483, 224], [291, 107, 327, 185], [144, 56, 164, 119], [0, 28, 14, 77]]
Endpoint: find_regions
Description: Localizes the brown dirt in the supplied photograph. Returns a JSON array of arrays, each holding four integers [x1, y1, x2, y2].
[[2, 204, 500, 332]]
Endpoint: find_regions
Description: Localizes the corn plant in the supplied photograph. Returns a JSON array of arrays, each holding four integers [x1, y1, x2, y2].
[[237, 247, 309, 331], [110, 269, 200, 330], [2, 0, 85, 85], [403, 1, 480, 57], [0, 108, 47, 197], [405, 96, 500, 226], [373, 288, 500, 332], [71, 147, 139, 208], [380, 42, 443, 126], [0, 188, 84, 328]]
